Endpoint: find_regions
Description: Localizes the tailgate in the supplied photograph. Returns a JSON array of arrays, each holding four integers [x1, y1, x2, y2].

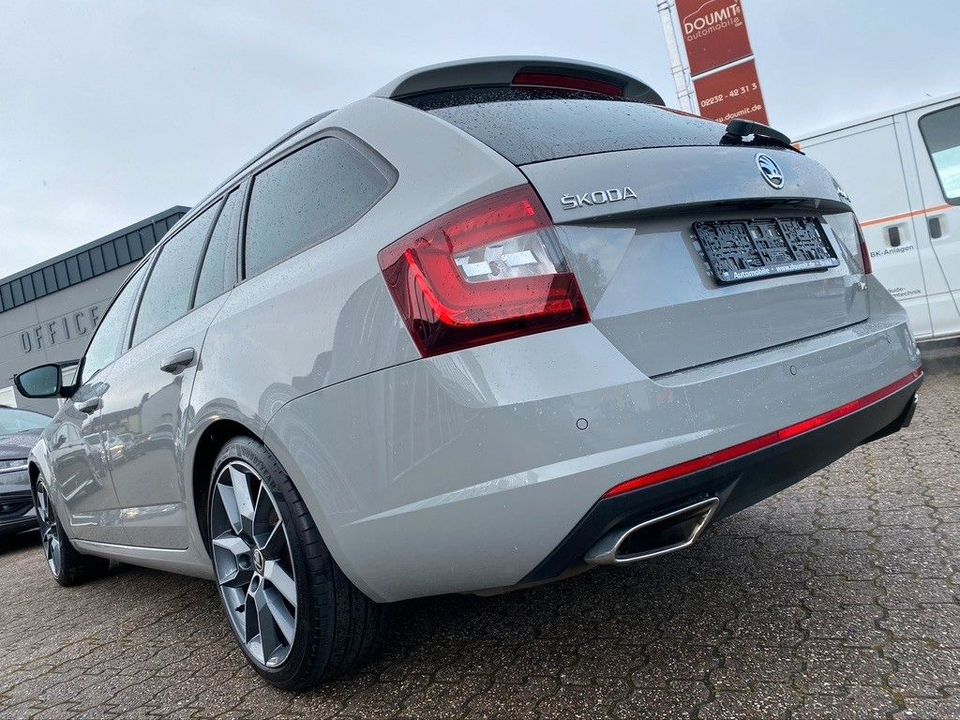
[[521, 145, 869, 377]]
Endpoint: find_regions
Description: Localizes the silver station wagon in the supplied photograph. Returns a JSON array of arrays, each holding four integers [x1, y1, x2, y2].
[[16, 57, 923, 689]]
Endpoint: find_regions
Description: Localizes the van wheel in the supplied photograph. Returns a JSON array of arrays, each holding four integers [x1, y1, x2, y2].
[[208, 436, 386, 689], [33, 476, 110, 586]]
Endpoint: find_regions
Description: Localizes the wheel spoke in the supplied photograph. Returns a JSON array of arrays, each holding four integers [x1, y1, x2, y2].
[[243, 586, 260, 644], [212, 534, 251, 558], [36, 485, 55, 569], [264, 587, 296, 645], [254, 586, 283, 664], [216, 483, 241, 536], [253, 482, 268, 522], [252, 484, 277, 547], [259, 522, 284, 558], [240, 586, 270, 665], [222, 585, 247, 615], [229, 466, 256, 537], [36, 489, 48, 522], [263, 560, 297, 608], [49, 535, 61, 573], [41, 529, 51, 559]]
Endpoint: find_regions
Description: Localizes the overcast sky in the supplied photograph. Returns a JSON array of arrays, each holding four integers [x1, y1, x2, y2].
[[1, 0, 957, 278]]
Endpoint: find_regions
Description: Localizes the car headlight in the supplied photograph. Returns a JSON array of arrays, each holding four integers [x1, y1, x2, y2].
[[0, 458, 28, 474]]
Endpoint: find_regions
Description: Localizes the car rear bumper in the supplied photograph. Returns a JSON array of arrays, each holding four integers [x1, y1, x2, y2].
[[265, 287, 921, 602], [523, 371, 920, 583]]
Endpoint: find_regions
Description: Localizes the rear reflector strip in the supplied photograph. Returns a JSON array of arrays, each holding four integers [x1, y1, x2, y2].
[[602, 368, 923, 499]]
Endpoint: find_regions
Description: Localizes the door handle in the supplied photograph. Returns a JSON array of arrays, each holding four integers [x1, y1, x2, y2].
[[886, 225, 902, 247], [160, 347, 196, 374], [928, 216, 943, 239], [74, 397, 101, 415]]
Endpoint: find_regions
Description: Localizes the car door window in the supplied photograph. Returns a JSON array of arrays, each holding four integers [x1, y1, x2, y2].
[[919, 104, 960, 204], [244, 137, 391, 278], [194, 188, 241, 308], [132, 206, 217, 345], [79, 261, 149, 384]]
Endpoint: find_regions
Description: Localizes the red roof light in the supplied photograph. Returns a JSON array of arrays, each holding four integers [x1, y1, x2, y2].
[[512, 72, 624, 98]]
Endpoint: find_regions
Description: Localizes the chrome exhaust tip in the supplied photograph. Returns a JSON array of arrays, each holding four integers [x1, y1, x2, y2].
[[584, 497, 720, 566]]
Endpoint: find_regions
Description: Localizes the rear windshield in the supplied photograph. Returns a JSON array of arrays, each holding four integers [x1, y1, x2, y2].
[[405, 88, 725, 165]]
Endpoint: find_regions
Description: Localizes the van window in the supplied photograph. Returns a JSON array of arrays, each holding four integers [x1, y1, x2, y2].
[[80, 262, 149, 383], [919, 104, 960, 204], [194, 188, 241, 308], [244, 137, 390, 278], [132, 205, 217, 345]]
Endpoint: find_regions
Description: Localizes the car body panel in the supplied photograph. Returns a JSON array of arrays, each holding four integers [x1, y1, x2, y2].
[[521, 144, 845, 222], [0, 467, 32, 497], [0, 429, 41, 497], [521, 145, 869, 376], [0, 428, 43, 464], [552, 211, 868, 377], [49, 383, 130, 544], [195, 98, 526, 431], [98, 294, 230, 548], [0, 427, 43, 535]]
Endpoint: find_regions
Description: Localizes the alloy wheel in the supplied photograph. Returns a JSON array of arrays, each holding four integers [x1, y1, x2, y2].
[[35, 481, 63, 577], [210, 460, 298, 668]]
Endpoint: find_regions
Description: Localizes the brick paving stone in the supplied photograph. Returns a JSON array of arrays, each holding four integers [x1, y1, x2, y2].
[[0, 342, 958, 718]]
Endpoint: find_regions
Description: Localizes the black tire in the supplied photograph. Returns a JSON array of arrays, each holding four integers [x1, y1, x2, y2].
[[33, 476, 110, 587], [208, 436, 387, 690]]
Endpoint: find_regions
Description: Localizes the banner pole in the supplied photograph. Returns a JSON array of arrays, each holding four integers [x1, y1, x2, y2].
[[656, 0, 696, 113]]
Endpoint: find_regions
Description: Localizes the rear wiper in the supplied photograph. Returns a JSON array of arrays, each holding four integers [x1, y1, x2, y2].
[[720, 119, 797, 151]]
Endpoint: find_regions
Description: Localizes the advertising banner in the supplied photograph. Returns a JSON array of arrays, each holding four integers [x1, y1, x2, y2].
[[675, 0, 753, 76], [692, 59, 769, 124], [672, 0, 769, 125]]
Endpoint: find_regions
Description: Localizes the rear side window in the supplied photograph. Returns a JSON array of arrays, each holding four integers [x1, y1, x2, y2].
[[406, 88, 725, 164], [919, 104, 960, 204], [244, 137, 391, 278], [132, 206, 217, 345], [194, 188, 242, 308]]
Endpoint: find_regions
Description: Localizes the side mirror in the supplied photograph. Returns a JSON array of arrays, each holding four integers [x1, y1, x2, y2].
[[15, 364, 63, 399]]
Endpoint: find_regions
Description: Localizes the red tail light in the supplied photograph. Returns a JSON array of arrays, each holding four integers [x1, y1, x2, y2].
[[512, 71, 624, 98], [378, 186, 589, 357]]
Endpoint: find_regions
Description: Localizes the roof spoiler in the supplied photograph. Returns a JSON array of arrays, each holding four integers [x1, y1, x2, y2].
[[372, 56, 664, 105]]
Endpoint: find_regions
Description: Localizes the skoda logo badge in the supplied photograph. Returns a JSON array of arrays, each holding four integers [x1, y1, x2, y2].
[[756, 153, 784, 189]]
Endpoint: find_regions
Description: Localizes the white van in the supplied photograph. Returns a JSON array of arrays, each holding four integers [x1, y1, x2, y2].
[[797, 94, 960, 341]]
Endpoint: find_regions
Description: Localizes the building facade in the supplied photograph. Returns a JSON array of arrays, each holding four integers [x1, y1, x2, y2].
[[0, 207, 188, 413]]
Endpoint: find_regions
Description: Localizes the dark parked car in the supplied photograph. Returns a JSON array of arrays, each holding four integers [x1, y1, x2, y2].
[[0, 407, 50, 537]]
